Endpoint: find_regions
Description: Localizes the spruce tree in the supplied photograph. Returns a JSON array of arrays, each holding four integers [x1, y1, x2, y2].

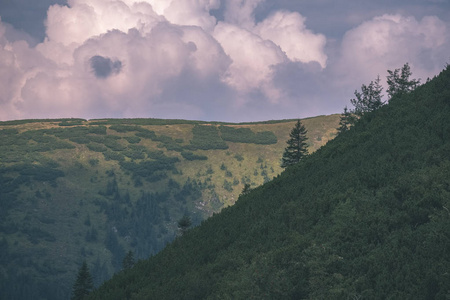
[[337, 106, 355, 134], [350, 75, 384, 116], [122, 250, 135, 270], [386, 62, 420, 98], [281, 120, 308, 168], [72, 261, 94, 300], [177, 214, 192, 236]]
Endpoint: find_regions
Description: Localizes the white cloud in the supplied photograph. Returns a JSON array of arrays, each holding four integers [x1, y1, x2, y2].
[[336, 14, 450, 86], [158, 0, 220, 32], [224, 0, 264, 29], [255, 10, 327, 67], [0, 0, 332, 121], [214, 22, 287, 102], [3, 0, 449, 122]]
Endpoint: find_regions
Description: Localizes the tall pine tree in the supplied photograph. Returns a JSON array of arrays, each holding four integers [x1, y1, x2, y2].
[[386, 62, 420, 98], [281, 120, 308, 168], [350, 75, 384, 116], [72, 261, 94, 300], [337, 106, 355, 134], [122, 250, 135, 270]]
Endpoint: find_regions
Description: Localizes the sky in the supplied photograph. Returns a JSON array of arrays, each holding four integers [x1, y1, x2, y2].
[[0, 0, 449, 122]]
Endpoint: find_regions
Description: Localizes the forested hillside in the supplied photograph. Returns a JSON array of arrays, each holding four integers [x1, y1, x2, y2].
[[90, 65, 450, 299], [0, 115, 338, 299]]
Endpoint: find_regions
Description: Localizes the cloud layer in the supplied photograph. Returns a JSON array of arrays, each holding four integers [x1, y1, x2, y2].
[[0, 0, 449, 121]]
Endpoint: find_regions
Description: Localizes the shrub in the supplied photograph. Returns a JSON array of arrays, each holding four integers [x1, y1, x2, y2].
[[103, 151, 125, 161], [124, 136, 141, 144], [181, 151, 208, 161], [87, 143, 108, 152], [219, 126, 277, 144], [190, 125, 228, 150]]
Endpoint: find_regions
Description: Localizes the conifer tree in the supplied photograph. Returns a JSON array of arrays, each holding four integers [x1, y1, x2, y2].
[[337, 106, 355, 134], [122, 250, 135, 270], [72, 261, 94, 300], [281, 120, 308, 168], [177, 214, 192, 236], [240, 183, 252, 196], [386, 62, 420, 98], [350, 75, 384, 116]]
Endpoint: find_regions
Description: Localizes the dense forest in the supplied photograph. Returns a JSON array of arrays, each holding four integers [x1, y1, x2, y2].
[[0, 114, 338, 299], [89, 65, 450, 299]]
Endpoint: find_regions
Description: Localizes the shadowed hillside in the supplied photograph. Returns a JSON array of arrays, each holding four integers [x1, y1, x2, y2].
[[0, 115, 338, 299], [89, 65, 450, 299]]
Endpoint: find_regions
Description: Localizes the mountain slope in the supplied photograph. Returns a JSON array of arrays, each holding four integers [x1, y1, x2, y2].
[[0, 115, 338, 299], [90, 66, 450, 299]]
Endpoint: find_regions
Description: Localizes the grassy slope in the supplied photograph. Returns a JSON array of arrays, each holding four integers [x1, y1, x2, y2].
[[90, 66, 450, 299], [0, 115, 339, 299]]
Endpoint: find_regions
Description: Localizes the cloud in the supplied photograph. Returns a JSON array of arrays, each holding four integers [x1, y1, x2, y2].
[[90, 55, 122, 78], [255, 10, 327, 67], [1, 0, 449, 122], [335, 14, 450, 86], [0, 0, 331, 121]]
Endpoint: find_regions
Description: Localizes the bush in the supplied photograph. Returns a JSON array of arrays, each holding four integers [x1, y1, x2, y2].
[[135, 129, 157, 139], [190, 125, 228, 150], [103, 138, 126, 151], [181, 151, 208, 161], [88, 126, 107, 135], [109, 125, 143, 133], [219, 126, 277, 144], [87, 143, 108, 152], [103, 151, 125, 161], [70, 136, 90, 144], [124, 136, 141, 144], [234, 154, 244, 161], [123, 149, 146, 160]]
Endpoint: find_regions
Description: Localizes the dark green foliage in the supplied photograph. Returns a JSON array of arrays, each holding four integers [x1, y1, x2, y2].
[[88, 126, 107, 135], [87, 143, 107, 152], [119, 156, 179, 180], [89, 66, 450, 300], [124, 136, 141, 144], [223, 179, 233, 192], [105, 230, 126, 272], [109, 125, 143, 133], [234, 154, 244, 161], [219, 126, 277, 144], [0, 118, 86, 126], [103, 137, 126, 151], [58, 119, 86, 126], [153, 134, 184, 152], [177, 215, 192, 236], [240, 183, 252, 196], [11, 163, 65, 181], [281, 119, 308, 168], [122, 251, 135, 270], [72, 261, 94, 300], [190, 125, 228, 150], [350, 75, 385, 116], [337, 106, 356, 134], [181, 151, 208, 161], [122, 149, 145, 160], [387, 62, 421, 98], [70, 136, 91, 144], [103, 151, 125, 162], [135, 129, 157, 139]]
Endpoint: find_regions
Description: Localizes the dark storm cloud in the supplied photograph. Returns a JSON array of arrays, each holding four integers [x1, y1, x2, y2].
[[90, 56, 122, 78]]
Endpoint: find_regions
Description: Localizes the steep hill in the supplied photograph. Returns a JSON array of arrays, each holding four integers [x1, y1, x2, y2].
[[0, 115, 339, 299], [90, 66, 450, 299]]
